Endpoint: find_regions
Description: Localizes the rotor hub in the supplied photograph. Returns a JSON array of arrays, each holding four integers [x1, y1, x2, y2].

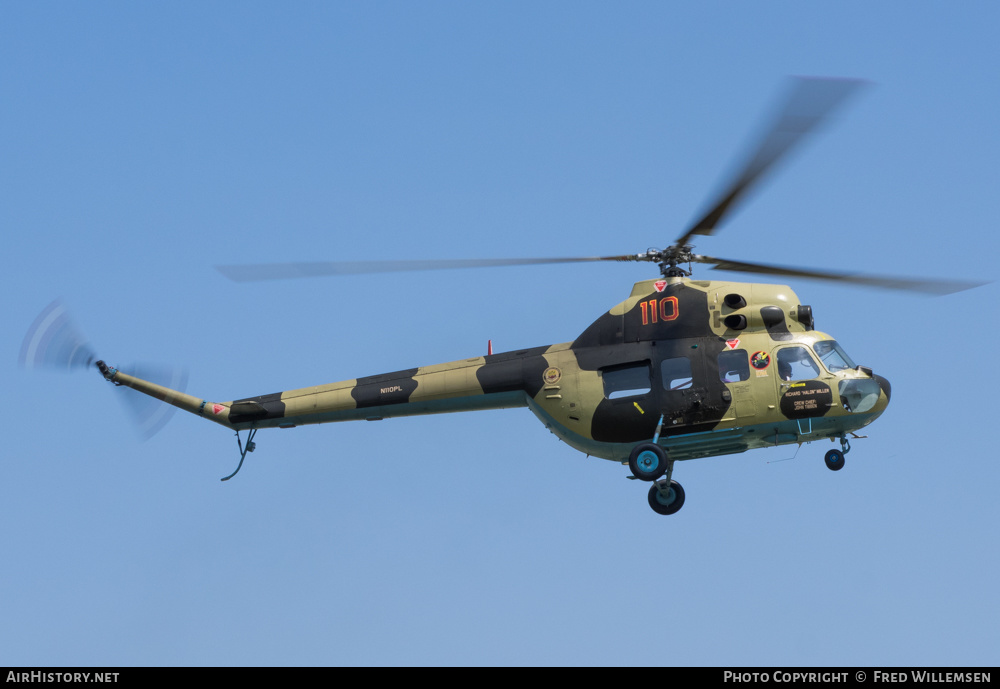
[[642, 246, 694, 278]]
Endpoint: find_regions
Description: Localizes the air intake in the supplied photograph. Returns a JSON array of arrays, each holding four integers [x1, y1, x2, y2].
[[723, 294, 747, 309]]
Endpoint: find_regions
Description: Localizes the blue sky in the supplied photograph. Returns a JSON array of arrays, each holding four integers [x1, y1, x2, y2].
[[2, 2, 998, 666]]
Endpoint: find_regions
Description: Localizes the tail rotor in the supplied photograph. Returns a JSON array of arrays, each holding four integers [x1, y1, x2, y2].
[[20, 299, 188, 440]]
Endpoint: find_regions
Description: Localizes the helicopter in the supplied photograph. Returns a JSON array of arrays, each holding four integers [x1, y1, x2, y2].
[[22, 77, 984, 515]]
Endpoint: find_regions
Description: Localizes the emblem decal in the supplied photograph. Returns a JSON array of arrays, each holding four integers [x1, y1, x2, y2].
[[750, 351, 770, 370], [543, 367, 561, 385], [654, 280, 667, 292]]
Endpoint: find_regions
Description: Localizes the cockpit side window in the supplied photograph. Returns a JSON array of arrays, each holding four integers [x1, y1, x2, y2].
[[602, 361, 652, 399], [776, 346, 821, 381], [812, 340, 856, 373]]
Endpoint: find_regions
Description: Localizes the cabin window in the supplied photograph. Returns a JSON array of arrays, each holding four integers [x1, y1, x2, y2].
[[776, 346, 821, 381], [718, 350, 750, 382], [661, 357, 693, 391], [602, 362, 651, 399], [813, 340, 856, 373]]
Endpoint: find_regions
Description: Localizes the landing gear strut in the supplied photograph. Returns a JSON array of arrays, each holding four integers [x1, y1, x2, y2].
[[631, 415, 685, 515]]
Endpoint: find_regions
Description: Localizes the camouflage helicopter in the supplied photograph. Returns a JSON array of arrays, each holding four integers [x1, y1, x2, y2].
[[23, 77, 983, 515]]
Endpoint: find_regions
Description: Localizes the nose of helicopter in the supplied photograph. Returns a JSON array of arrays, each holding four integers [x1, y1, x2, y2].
[[875, 374, 891, 404], [871, 374, 892, 418]]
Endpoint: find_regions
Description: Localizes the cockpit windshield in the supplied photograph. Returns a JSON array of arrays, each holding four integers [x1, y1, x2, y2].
[[812, 340, 856, 373]]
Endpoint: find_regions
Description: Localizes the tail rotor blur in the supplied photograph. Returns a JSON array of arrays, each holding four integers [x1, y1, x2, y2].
[[19, 300, 96, 371], [113, 363, 190, 440], [20, 299, 188, 440]]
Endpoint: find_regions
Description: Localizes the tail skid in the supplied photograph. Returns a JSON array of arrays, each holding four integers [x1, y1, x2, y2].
[[223, 427, 258, 482]]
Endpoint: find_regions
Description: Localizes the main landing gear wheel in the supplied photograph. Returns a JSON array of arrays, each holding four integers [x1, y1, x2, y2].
[[824, 449, 845, 472], [628, 443, 668, 481], [648, 480, 685, 515]]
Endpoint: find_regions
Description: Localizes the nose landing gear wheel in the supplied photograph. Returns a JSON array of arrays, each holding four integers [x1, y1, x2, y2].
[[648, 480, 685, 515], [824, 448, 845, 471], [628, 443, 668, 481]]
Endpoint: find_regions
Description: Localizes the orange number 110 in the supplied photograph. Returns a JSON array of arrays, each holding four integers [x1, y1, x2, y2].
[[639, 296, 679, 325]]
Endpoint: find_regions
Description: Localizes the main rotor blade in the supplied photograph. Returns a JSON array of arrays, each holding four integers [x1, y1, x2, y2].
[[695, 254, 987, 295], [676, 77, 867, 248], [216, 256, 640, 282]]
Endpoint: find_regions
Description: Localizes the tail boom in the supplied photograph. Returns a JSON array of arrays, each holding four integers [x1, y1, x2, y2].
[[95, 346, 552, 432]]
